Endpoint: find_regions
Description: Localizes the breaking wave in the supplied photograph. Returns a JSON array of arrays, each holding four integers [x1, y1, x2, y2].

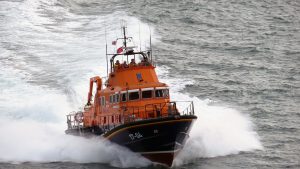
[[0, 86, 150, 167]]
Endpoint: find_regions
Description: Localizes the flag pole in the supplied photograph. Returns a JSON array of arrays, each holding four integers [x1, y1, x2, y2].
[[105, 26, 108, 77], [139, 23, 142, 52], [149, 26, 153, 66]]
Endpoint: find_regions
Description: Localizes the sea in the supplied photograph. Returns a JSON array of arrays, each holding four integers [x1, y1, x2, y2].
[[0, 0, 299, 168]]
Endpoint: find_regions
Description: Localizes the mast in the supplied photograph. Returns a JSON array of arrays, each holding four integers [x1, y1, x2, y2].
[[105, 27, 108, 77], [139, 23, 142, 52], [149, 27, 154, 65], [123, 26, 127, 48], [122, 26, 129, 63]]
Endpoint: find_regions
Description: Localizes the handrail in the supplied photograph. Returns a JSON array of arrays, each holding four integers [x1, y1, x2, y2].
[[67, 101, 194, 130], [66, 111, 84, 129]]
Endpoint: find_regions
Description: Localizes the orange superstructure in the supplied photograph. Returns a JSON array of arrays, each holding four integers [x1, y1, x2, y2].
[[80, 27, 174, 129], [83, 53, 172, 128]]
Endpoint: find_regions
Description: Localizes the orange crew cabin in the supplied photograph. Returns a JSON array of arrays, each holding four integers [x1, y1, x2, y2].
[[81, 45, 177, 130]]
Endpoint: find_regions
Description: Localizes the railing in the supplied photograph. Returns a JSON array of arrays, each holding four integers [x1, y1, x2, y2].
[[67, 101, 194, 130], [66, 111, 84, 129], [176, 101, 195, 116]]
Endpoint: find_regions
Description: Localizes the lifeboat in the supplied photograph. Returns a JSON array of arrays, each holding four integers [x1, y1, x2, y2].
[[65, 26, 197, 167]]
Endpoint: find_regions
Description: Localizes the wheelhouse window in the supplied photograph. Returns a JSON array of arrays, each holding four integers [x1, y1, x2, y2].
[[112, 94, 119, 103], [142, 88, 153, 99], [165, 89, 169, 97], [109, 93, 120, 103], [128, 89, 140, 101], [101, 96, 105, 105], [110, 95, 113, 103], [121, 91, 127, 102], [155, 87, 169, 98], [115, 94, 119, 103]]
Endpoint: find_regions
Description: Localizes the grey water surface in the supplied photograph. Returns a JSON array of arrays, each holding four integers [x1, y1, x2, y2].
[[0, 0, 299, 168]]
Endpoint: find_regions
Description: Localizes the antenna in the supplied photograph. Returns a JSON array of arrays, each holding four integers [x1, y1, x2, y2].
[[123, 25, 127, 48], [120, 20, 128, 63], [105, 26, 108, 77], [139, 23, 142, 52], [114, 27, 118, 52], [149, 26, 153, 65]]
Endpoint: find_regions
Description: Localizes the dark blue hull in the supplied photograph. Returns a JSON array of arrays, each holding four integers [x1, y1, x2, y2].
[[66, 115, 197, 166]]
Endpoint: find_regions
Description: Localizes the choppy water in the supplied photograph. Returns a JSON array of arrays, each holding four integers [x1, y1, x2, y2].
[[0, 0, 299, 168]]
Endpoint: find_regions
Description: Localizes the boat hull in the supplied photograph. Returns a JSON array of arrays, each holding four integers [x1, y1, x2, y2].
[[66, 115, 197, 166]]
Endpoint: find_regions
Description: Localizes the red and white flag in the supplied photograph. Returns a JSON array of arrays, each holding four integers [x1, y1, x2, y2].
[[117, 47, 123, 54]]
